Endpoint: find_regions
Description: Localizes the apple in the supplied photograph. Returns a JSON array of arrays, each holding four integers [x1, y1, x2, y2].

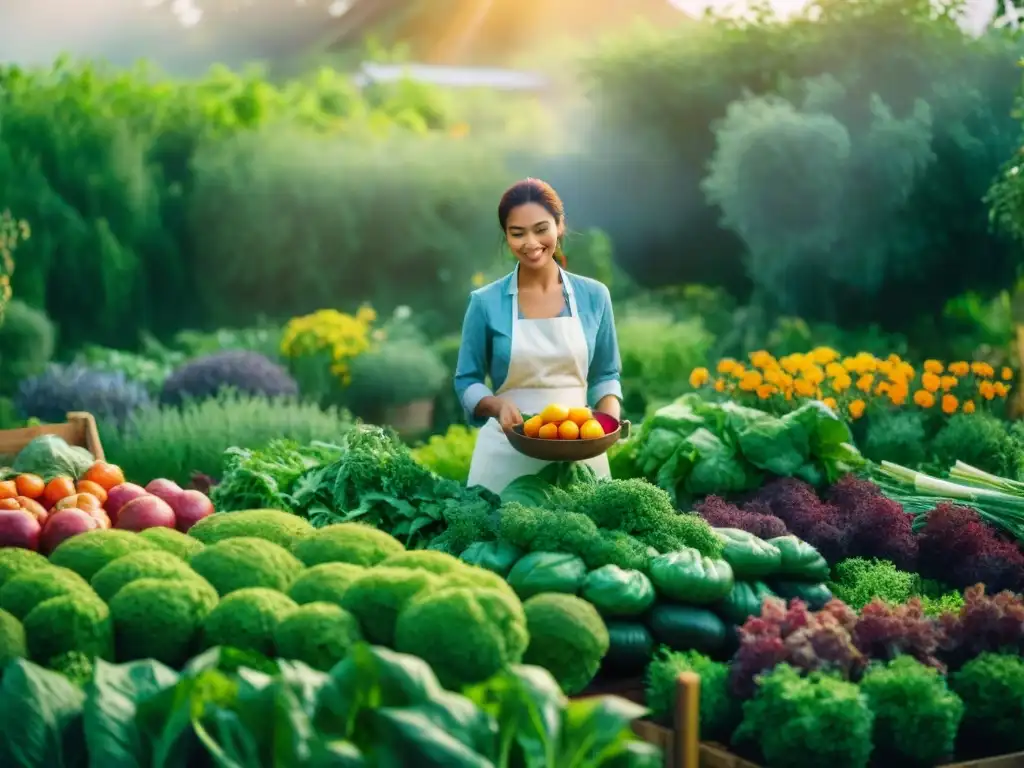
[[170, 490, 215, 533], [145, 478, 183, 505], [115, 495, 176, 532], [40, 508, 99, 555], [0, 508, 41, 550], [104, 483, 148, 524]]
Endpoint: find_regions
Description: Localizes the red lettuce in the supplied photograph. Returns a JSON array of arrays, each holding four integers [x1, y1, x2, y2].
[[917, 503, 1024, 593], [750, 478, 849, 563], [937, 584, 1024, 668], [695, 495, 788, 539], [826, 475, 918, 571]]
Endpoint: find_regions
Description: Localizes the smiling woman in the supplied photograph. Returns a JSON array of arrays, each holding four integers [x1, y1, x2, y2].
[[454, 178, 624, 494]]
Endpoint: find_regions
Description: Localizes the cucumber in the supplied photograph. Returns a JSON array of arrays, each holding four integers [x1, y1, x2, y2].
[[647, 603, 727, 655]]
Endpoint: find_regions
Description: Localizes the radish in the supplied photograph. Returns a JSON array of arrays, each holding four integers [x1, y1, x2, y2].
[[0, 508, 41, 550], [146, 479, 183, 505], [40, 508, 99, 555], [170, 490, 215, 533], [105, 483, 148, 524], [116, 495, 176, 532]]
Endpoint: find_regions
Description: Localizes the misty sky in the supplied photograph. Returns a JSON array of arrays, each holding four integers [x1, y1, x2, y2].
[[0, 0, 1008, 70]]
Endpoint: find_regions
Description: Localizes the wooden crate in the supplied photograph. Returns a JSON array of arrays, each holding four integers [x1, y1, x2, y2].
[[631, 672, 1024, 768], [0, 412, 104, 462]]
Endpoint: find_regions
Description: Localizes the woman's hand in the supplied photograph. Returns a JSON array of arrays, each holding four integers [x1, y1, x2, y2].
[[476, 396, 523, 429]]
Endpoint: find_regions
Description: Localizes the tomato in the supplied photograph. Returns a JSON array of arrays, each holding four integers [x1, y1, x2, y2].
[[0, 480, 16, 500], [16, 496, 48, 525], [55, 492, 102, 512], [43, 476, 76, 509], [82, 461, 125, 492], [76, 480, 108, 504], [0, 498, 21, 510], [14, 473, 45, 499]]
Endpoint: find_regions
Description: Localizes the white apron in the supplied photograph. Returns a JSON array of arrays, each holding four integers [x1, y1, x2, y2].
[[467, 276, 611, 494]]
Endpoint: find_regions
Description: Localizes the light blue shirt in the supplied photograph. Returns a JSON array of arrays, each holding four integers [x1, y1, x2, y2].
[[454, 267, 623, 426]]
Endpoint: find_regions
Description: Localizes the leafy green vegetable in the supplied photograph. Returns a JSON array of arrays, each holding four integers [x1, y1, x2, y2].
[[648, 549, 734, 603], [0, 658, 87, 767], [12, 434, 94, 482], [507, 552, 588, 599], [411, 425, 478, 484], [645, 648, 739, 740], [716, 581, 776, 625], [647, 604, 727, 655], [713, 528, 783, 579], [581, 565, 655, 617], [459, 540, 523, 576], [828, 558, 915, 610], [767, 535, 830, 581], [522, 594, 609, 696], [950, 652, 1024, 754]]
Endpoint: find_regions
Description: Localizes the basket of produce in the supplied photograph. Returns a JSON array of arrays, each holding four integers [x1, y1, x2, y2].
[[0, 411, 105, 462], [504, 405, 629, 462]]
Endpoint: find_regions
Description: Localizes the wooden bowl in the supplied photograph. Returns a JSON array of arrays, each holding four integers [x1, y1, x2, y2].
[[504, 411, 631, 462]]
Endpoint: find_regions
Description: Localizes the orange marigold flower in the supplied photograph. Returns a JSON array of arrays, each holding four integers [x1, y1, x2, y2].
[[848, 399, 866, 419], [921, 372, 941, 392], [913, 390, 935, 408], [689, 367, 710, 388], [941, 394, 958, 414], [963, 399, 976, 414]]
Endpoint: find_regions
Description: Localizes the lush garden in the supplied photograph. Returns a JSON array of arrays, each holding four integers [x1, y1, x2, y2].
[[5, 0, 1024, 764]]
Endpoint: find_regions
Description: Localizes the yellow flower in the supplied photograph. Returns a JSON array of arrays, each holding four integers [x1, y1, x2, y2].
[[1002, 366, 1014, 381], [979, 380, 996, 400], [756, 383, 774, 400], [716, 358, 739, 375], [856, 374, 874, 393], [923, 359, 944, 374], [848, 399, 866, 419], [994, 382, 1009, 398], [825, 362, 846, 378], [940, 375, 958, 391], [875, 382, 891, 396], [471, 271, 486, 288], [749, 350, 775, 369], [823, 397, 838, 410], [802, 365, 825, 385], [963, 399, 976, 414], [889, 387, 908, 406], [739, 371, 763, 392], [832, 374, 852, 393], [913, 390, 936, 408], [948, 361, 970, 377], [921, 372, 941, 393], [941, 394, 958, 414], [689, 367, 710, 388], [972, 361, 995, 378], [794, 378, 816, 397], [763, 368, 784, 385], [809, 347, 839, 364], [714, 379, 727, 392], [780, 354, 805, 375]]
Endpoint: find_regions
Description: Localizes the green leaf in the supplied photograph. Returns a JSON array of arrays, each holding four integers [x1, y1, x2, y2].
[[0, 659, 87, 768], [84, 658, 180, 767], [372, 707, 495, 768], [558, 696, 649, 767]]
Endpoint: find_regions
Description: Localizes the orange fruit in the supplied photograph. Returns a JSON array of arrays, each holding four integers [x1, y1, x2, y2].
[[568, 407, 593, 426], [523, 415, 544, 438], [540, 404, 569, 424], [0, 480, 16, 500], [538, 423, 560, 440], [15, 473, 44, 499], [83, 461, 125, 491], [76, 480, 108, 503], [43, 476, 76, 508], [580, 419, 606, 440], [558, 420, 580, 440]]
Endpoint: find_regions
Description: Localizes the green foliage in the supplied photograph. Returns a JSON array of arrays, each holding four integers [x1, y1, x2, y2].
[[187, 509, 314, 549], [931, 411, 1024, 478], [0, 300, 55, 396], [861, 409, 928, 467], [578, 0, 1023, 330], [645, 647, 740, 739], [734, 664, 874, 768], [411, 424, 477, 483], [950, 652, 1024, 753], [49, 530, 159, 582], [860, 656, 963, 765], [100, 392, 352, 485], [272, 602, 363, 671], [344, 338, 448, 414], [72, 345, 174, 395], [189, 537, 304, 596], [829, 558, 917, 610]]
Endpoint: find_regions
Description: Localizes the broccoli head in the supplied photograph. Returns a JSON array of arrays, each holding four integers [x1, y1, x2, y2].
[[288, 563, 366, 607], [574, 478, 676, 533], [635, 513, 724, 559], [0, 566, 95, 620], [91, 550, 201, 602], [49, 529, 160, 580], [138, 526, 205, 559], [187, 509, 313, 549], [48, 651, 94, 687], [0, 548, 49, 589], [292, 523, 404, 567], [522, 593, 609, 695], [498, 503, 600, 557], [273, 602, 363, 671], [394, 586, 528, 688], [23, 594, 113, 664], [109, 576, 220, 666], [584, 530, 654, 571], [340, 567, 439, 645], [203, 587, 297, 656], [189, 537, 304, 596], [0, 608, 25, 667], [380, 550, 467, 575]]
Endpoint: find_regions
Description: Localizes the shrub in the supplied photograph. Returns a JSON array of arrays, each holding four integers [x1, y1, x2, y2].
[[14, 364, 152, 427], [160, 350, 298, 407], [100, 393, 352, 485], [189, 537, 304, 596], [344, 339, 448, 416], [0, 300, 55, 396], [203, 587, 298, 656], [73, 345, 176, 395], [273, 601, 363, 671], [109, 576, 219, 666], [950, 652, 1024, 754], [187, 508, 314, 549]]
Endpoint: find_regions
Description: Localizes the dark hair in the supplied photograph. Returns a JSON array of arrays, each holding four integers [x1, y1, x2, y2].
[[497, 178, 567, 267]]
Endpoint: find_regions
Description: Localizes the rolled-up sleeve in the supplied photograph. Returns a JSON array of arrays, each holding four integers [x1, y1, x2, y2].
[[588, 286, 624, 406], [454, 292, 494, 425]]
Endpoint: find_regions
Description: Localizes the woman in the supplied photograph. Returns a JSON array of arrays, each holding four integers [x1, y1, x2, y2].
[[455, 178, 623, 494]]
